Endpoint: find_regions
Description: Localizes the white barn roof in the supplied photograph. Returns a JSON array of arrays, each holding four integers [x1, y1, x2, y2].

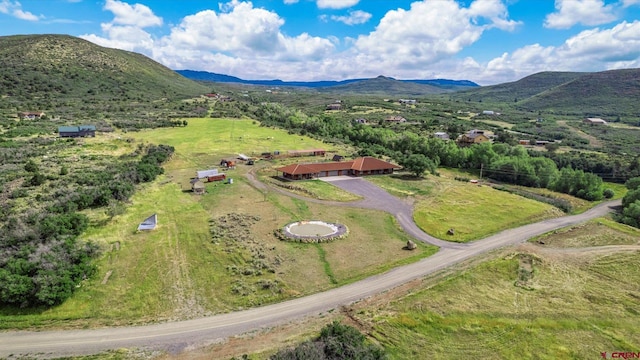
[[196, 169, 218, 178]]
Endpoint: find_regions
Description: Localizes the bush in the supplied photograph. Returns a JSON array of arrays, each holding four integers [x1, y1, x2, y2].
[[603, 188, 615, 199], [270, 321, 386, 360]]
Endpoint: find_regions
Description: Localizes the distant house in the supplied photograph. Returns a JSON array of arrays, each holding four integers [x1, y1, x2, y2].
[[137, 214, 158, 231], [276, 157, 401, 180], [326, 103, 342, 110], [385, 115, 407, 123], [457, 129, 491, 146], [584, 117, 608, 125], [482, 110, 495, 115], [20, 111, 45, 120], [58, 125, 96, 138], [332, 154, 344, 161], [434, 132, 450, 140], [190, 178, 206, 194], [354, 118, 368, 124], [399, 99, 416, 105]]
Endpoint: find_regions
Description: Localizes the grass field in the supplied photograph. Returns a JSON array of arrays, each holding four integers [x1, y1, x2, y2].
[[356, 219, 640, 359], [369, 170, 563, 242], [0, 118, 437, 329], [529, 218, 640, 248]]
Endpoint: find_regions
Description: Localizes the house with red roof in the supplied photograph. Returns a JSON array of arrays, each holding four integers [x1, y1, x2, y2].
[[275, 157, 401, 180]]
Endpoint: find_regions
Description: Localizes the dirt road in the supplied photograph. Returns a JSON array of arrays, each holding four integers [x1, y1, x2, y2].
[[0, 176, 622, 358]]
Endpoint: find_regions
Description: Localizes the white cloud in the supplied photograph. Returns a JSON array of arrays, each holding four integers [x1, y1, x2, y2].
[[0, 0, 42, 21], [317, 0, 359, 9], [544, 0, 617, 29], [353, 0, 519, 67], [104, 0, 162, 27], [283, 0, 298, 4], [474, 20, 640, 84], [330, 10, 371, 25]]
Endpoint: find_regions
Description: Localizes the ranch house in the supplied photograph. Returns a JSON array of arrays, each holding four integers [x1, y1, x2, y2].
[[276, 156, 401, 180]]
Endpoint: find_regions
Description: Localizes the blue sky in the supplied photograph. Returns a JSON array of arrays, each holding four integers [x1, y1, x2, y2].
[[2, 0, 640, 84]]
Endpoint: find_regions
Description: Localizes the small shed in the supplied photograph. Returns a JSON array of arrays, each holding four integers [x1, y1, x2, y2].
[[190, 178, 205, 194], [208, 173, 227, 182], [137, 214, 157, 231]]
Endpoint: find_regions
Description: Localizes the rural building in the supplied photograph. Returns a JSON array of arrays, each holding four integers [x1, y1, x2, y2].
[[207, 173, 227, 182], [276, 156, 401, 180], [482, 110, 495, 115], [385, 115, 407, 123], [354, 118, 368, 124], [190, 178, 206, 194], [196, 169, 218, 178], [457, 129, 491, 146], [399, 99, 416, 104], [434, 132, 450, 140], [19, 111, 45, 119], [137, 214, 157, 231], [287, 149, 326, 157], [583, 117, 608, 125], [326, 103, 342, 110], [58, 125, 96, 138]]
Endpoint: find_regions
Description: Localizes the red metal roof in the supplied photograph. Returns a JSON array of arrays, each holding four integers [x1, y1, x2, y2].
[[276, 157, 400, 175], [351, 157, 401, 171]]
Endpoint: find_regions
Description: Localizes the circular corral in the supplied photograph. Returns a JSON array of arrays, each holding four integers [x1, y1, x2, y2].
[[281, 220, 348, 243]]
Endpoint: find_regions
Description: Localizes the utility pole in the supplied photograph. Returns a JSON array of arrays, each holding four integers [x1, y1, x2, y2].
[[480, 163, 483, 180]]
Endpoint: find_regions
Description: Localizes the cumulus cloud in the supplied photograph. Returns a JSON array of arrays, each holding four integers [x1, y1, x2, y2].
[[544, 0, 617, 29], [104, 0, 162, 27], [353, 0, 519, 67], [330, 10, 371, 25], [316, 0, 359, 9], [0, 0, 42, 21]]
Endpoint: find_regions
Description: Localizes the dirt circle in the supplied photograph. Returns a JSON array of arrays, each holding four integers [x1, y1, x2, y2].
[[282, 220, 348, 242]]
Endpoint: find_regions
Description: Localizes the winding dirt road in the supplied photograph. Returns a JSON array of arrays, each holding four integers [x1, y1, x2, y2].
[[0, 175, 623, 359]]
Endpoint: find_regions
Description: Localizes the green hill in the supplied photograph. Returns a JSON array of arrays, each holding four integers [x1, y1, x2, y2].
[[0, 34, 208, 106], [518, 68, 640, 115], [449, 69, 640, 116], [451, 71, 585, 103]]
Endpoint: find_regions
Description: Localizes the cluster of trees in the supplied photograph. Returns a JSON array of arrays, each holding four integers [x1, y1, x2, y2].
[[617, 177, 640, 228], [270, 321, 385, 360], [0, 144, 174, 307], [254, 105, 612, 201]]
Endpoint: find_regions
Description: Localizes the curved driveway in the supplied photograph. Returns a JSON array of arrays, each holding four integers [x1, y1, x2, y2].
[[0, 175, 623, 359]]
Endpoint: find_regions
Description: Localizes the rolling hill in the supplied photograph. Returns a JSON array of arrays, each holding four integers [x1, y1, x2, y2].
[[0, 34, 209, 105], [450, 68, 640, 115]]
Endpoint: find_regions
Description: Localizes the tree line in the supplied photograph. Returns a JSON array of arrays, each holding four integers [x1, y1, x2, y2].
[[254, 104, 637, 203]]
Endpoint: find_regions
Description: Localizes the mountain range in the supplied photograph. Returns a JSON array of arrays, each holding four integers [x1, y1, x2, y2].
[[176, 70, 479, 93]]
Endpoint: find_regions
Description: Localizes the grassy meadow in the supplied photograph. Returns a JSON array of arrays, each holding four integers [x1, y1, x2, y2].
[[0, 118, 438, 329], [369, 170, 564, 242], [357, 220, 640, 359]]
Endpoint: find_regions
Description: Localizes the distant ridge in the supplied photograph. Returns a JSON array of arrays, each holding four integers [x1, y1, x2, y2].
[[175, 70, 479, 92], [449, 68, 640, 115]]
